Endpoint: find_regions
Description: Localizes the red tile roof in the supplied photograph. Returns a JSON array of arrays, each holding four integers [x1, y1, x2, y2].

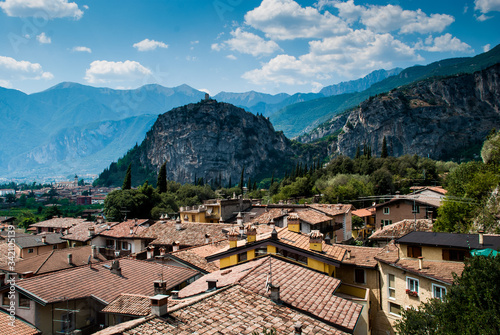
[[248, 208, 288, 225], [296, 209, 332, 225], [0, 308, 40, 335], [369, 219, 433, 240], [16, 259, 198, 304], [352, 208, 375, 218], [62, 221, 113, 242], [238, 257, 361, 332], [101, 294, 151, 316], [168, 240, 229, 273], [139, 221, 229, 246], [96, 286, 348, 334], [30, 217, 86, 229], [341, 245, 383, 268], [99, 219, 152, 239], [0, 245, 106, 275], [308, 204, 353, 217]]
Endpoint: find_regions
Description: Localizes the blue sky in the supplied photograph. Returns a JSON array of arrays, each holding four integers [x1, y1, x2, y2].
[[0, 0, 499, 95]]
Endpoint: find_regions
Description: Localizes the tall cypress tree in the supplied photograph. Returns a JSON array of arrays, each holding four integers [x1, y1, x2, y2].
[[122, 164, 132, 190], [157, 162, 167, 193], [381, 136, 388, 158], [355, 146, 361, 159]]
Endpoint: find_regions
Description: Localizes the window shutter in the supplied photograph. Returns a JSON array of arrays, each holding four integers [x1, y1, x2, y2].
[[442, 249, 450, 261]]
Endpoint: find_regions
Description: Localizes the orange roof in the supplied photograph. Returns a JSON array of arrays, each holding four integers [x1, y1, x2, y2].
[[30, 217, 86, 229], [168, 240, 229, 273], [296, 209, 332, 225], [101, 294, 151, 316], [99, 219, 151, 239], [0, 308, 40, 335], [369, 219, 433, 240], [308, 204, 353, 216], [352, 208, 375, 218], [341, 245, 383, 268]]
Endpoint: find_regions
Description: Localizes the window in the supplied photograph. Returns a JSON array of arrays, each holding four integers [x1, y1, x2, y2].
[[354, 268, 366, 284], [27, 248, 34, 254], [389, 302, 401, 316], [383, 207, 390, 215], [255, 247, 267, 257], [381, 220, 392, 227], [388, 274, 396, 300], [121, 242, 129, 250], [407, 246, 422, 258], [432, 284, 447, 300], [442, 249, 467, 261], [191, 215, 195, 222], [106, 240, 115, 248], [276, 248, 307, 265], [407, 277, 419, 294], [412, 204, 420, 213], [237, 252, 247, 263], [53, 245, 58, 249], [18, 293, 30, 308]]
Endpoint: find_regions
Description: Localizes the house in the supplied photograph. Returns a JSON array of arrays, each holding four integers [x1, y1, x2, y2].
[[179, 197, 252, 223], [162, 240, 230, 273], [374, 195, 440, 230], [29, 217, 87, 234], [76, 196, 92, 205], [95, 219, 155, 258], [1, 259, 200, 335], [0, 189, 15, 196], [373, 231, 500, 333], [308, 204, 353, 242], [368, 219, 433, 247], [0, 307, 41, 335], [61, 221, 112, 247], [13, 233, 67, 259], [94, 285, 350, 335], [0, 245, 106, 277], [352, 207, 376, 239]]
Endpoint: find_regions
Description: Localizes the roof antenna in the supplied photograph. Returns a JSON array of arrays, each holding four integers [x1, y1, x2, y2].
[[265, 256, 272, 293]]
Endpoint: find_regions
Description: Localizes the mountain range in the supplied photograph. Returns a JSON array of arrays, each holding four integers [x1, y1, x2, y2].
[[1, 44, 500, 180]]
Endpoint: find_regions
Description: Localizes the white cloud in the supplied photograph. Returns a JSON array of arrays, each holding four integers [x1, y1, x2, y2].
[[484, 44, 491, 52], [226, 54, 237, 60], [476, 13, 493, 20], [216, 28, 281, 57], [84, 60, 152, 84], [0, 55, 54, 84], [415, 34, 473, 52], [334, 0, 454, 34], [243, 29, 421, 86], [133, 39, 168, 52], [0, 79, 13, 88], [475, 0, 500, 13], [0, 0, 83, 19], [72, 46, 91, 53], [36, 32, 51, 44], [245, 0, 350, 40]]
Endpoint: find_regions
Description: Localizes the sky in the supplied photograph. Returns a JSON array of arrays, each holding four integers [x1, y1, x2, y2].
[[0, 0, 499, 95]]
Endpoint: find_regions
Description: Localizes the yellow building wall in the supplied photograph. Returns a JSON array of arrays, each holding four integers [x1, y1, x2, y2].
[[267, 245, 277, 255], [399, 245, 444, 261], [309, 242, 322, 252], [307, 257, 328, 273], [288, 223, 300, 232], [247, 249, 255, 261]]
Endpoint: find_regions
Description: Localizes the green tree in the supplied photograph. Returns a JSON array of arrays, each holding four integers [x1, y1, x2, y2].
[[381, 136, 388, 158], [122, 164, 132, 190], [396, 255, 500, 335], [18, 211, 37, 231], [481, 130, 500, 166], [157, 162, 167, 193]]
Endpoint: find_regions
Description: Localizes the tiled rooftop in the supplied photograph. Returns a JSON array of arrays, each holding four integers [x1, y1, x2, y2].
[[97, 285, 348, 334], [308, 204, 353, 217], [62, 221, 114, 242], [238, 257, 361, 332], [168, 240, 229, 273], [375, 242, 465, 284], [341, 245, 383, 268], [29, 217, 86, 229], [14, 233, 65, 248], [0, 245, 106, 275], [99, 219, 152, 239], [139, 221, 229, 246], [248, 208, 288, 225], [396, 231, 500, 250], [0, 308, 40, 335], [352, 208, 375, 218], [296, 209, 332, 225], [16, 259, 199, 304], [0, 241, 22, 266], [369, 219, 433, 240], [101, 294, 151, 316]]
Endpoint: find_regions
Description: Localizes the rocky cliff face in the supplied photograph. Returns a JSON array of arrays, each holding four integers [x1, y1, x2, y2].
[[330, 64, 500, 160], [137, 99, 304, 184]]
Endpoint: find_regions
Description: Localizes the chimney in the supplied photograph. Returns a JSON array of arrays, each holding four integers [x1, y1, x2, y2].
[[110, 260, 121, 276], [324, 233, 331, 245], [246, 225, 257, 243], [271, 227, 278, 240], [129, 227, 134, 235], [418, 256, 424, 270], [176, 218, 182, 231], [160, 246, 167, 255], [67, 253, 73, 265], [42, 236, 47, 244], [91, 245, 97, 259], [170, 290, 179, 299], [346, 249, 351, 260], [479, 230, 484, 246], [395, 191, 400, 198], [88, 226, 95, 237], [237, 212, 243, 227], [206, 279, 218, 291], [21, 271, 34, 279], [270, 285, 280, 304], [147, 246, 155, 259], [228, 228, 239, 248], [269, 218, 275, 230], [309, 230, 323, 252], [219, 216, 224, 224], [150, 294, 169, 317], [153, 280, 168, 295], [287, 213, 300, 232], [172, 241, 180, 252], [205, 233, 211, 244], [294, 323, 303, 335]]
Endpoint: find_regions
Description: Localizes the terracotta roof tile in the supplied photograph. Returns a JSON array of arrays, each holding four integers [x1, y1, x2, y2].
[[0, 245, 106, 275], [238, 257, 361, 331], [29, 217, 86, 229], [62, 221, 113, 242], [101, 294, 151, 316], [341, 245, 383, 268], [0, 241, 22, 266], [369, 219, 433, 240], [100, 286, 348, 334], [14, 233, 65, 248], [352, 208, 375, 218], [16, 259, 199, 304], [168, 240, 229, 273], [248, 208, 287, 225], [99, 219, 152, 239], [0, 308, 40, 335], [308, 204, 353, 217], [296, 209, 332, 225], [139, 221, 229, 246]]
